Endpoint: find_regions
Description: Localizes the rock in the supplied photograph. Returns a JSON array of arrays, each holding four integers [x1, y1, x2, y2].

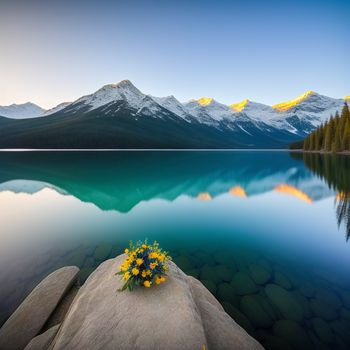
[[213, 251, 234, 267], [329, 320, 350, 345], [49, 256, 263, 350], [231, 272, 258, 295], [0, 266, 79, 350], [310, 298, 337, 321], [216, 283, 239, 306], [66, 253, 86, 268], [199, 279, 217, 295], [200, 265, 221, 284], [255, 294, 278, 321], [311, 318, 334, 344], [240, 295, 274, 328], [93, 245, 112, 262], [82, 257, 95, 269], [78, 268, 95, 284], [24, 324, 60, 350], [221, 302, 255, 336], [315, 289, 342, 309], [186, 269, 199, 279], [273, 320, 313, 350], [265, 284, 304, 322], [300, 282, 315, 298], [338, 290, 350, 308], [248, 264, 271, 285], [335, 336, 349, 350], [309, 331, 332, 350], [273, 271, 292, 290], [174, 255, 193, 272], [340, 307, 350, 321], [261, 335, 294, 350], [292, 291, 313, 319], [215, 265, 233, 282]]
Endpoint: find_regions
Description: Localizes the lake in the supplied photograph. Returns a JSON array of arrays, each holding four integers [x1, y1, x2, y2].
[[0, 151, 350, 350]]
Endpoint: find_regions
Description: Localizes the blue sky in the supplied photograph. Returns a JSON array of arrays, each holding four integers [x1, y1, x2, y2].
[[0, 0, 349, 108]]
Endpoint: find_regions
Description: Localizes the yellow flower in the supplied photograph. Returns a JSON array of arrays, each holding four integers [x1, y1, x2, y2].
[[136, 258, 143, 266], [123, 272, 130, 280], [141, 270, 147, 278], [144, 280, 151, 288], [146, 270, 152, 276], [150, 262, 157, 270], [132, 267, 139, 276], [155, 276, 161, 285], [142, 244, 147, 249], [124, 248, 129, 254]]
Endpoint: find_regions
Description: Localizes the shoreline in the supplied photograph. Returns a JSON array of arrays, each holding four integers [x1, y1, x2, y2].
[[288, 149, 350, 155]]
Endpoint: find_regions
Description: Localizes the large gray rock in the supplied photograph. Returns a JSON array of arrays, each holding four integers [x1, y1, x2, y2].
[[49, 256, 263, 350], [0, 266, 79, 350], [24, 325, 60, 350]]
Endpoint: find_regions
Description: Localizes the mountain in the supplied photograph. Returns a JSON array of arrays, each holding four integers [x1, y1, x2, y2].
[[42, 102, 71, 116], [0, 102, 45, 119], [0, 81, 347, 149]]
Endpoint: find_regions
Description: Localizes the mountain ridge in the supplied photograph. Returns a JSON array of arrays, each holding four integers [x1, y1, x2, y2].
[[0, 80, 348, 149]]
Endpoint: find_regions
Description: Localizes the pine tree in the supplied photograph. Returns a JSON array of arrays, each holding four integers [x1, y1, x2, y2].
[[309, 132, 315, 150], [342, 119, 350, 151], [324, 121, 333, 152]]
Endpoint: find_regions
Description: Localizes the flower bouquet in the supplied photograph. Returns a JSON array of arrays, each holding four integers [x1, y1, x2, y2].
[[116, 240, 172, 291]]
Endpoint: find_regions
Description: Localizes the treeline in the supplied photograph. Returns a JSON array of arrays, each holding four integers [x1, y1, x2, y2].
[[303, 102, 350, 152]]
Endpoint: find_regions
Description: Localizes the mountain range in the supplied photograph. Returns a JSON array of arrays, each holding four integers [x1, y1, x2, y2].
[[0, 80, 348, 149]]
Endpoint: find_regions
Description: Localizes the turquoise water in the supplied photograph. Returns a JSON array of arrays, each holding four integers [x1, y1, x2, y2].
[[0, 151, 350, 350]]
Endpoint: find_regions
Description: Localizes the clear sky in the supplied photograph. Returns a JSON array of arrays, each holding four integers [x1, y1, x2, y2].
[[0, 0, 349, 109]]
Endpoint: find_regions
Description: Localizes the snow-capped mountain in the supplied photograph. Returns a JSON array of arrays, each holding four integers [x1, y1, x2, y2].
[[42, 102, 71, 116], [0, 102, 45, 119], [0, 80, 348, 149]]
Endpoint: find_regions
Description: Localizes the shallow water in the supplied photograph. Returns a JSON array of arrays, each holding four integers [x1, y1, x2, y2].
[[0, 151, 349, 350]]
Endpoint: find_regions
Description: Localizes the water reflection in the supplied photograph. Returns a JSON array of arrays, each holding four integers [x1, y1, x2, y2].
[[293, 152, 350, 241]]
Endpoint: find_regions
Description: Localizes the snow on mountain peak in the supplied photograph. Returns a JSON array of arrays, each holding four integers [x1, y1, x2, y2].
[[272, 91, 317, 112], [73, 80, 145, 111], [0, 102, 44, 119], [195, 97, 215, 106], [230, 99, 250, 112]]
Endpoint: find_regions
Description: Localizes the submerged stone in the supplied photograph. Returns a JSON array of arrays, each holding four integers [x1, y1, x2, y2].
[[186, 268, 200, 279], [300, 281, 316, 298], [248, 264, 271, 285], [200, 279, 217, 294], [274, 271, 292, 290], [174, 255, 193, 272], [315, 289, 342, 309], [293, 291, 313, 319], [200, 265, 221, 284], [265, 284, 304, 322], [340, 307, 350, 321], [310, 298, 337, 321], [221, 302, 255, 336], [213, 251, 234, 267], [261, 335, 294, 350], [273, 320, 313, 350], [240, 295, 274, 328], [216, 283, 239, 306], [215, 264, 233, 282], [311, 317, 334, 344], [93, 245, 112, 262], [231, 272, 258, 295], [329, 320, 350, 345]]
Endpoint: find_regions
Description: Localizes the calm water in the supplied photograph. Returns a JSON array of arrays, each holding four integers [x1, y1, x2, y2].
[[1, 151, 350, 350]]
